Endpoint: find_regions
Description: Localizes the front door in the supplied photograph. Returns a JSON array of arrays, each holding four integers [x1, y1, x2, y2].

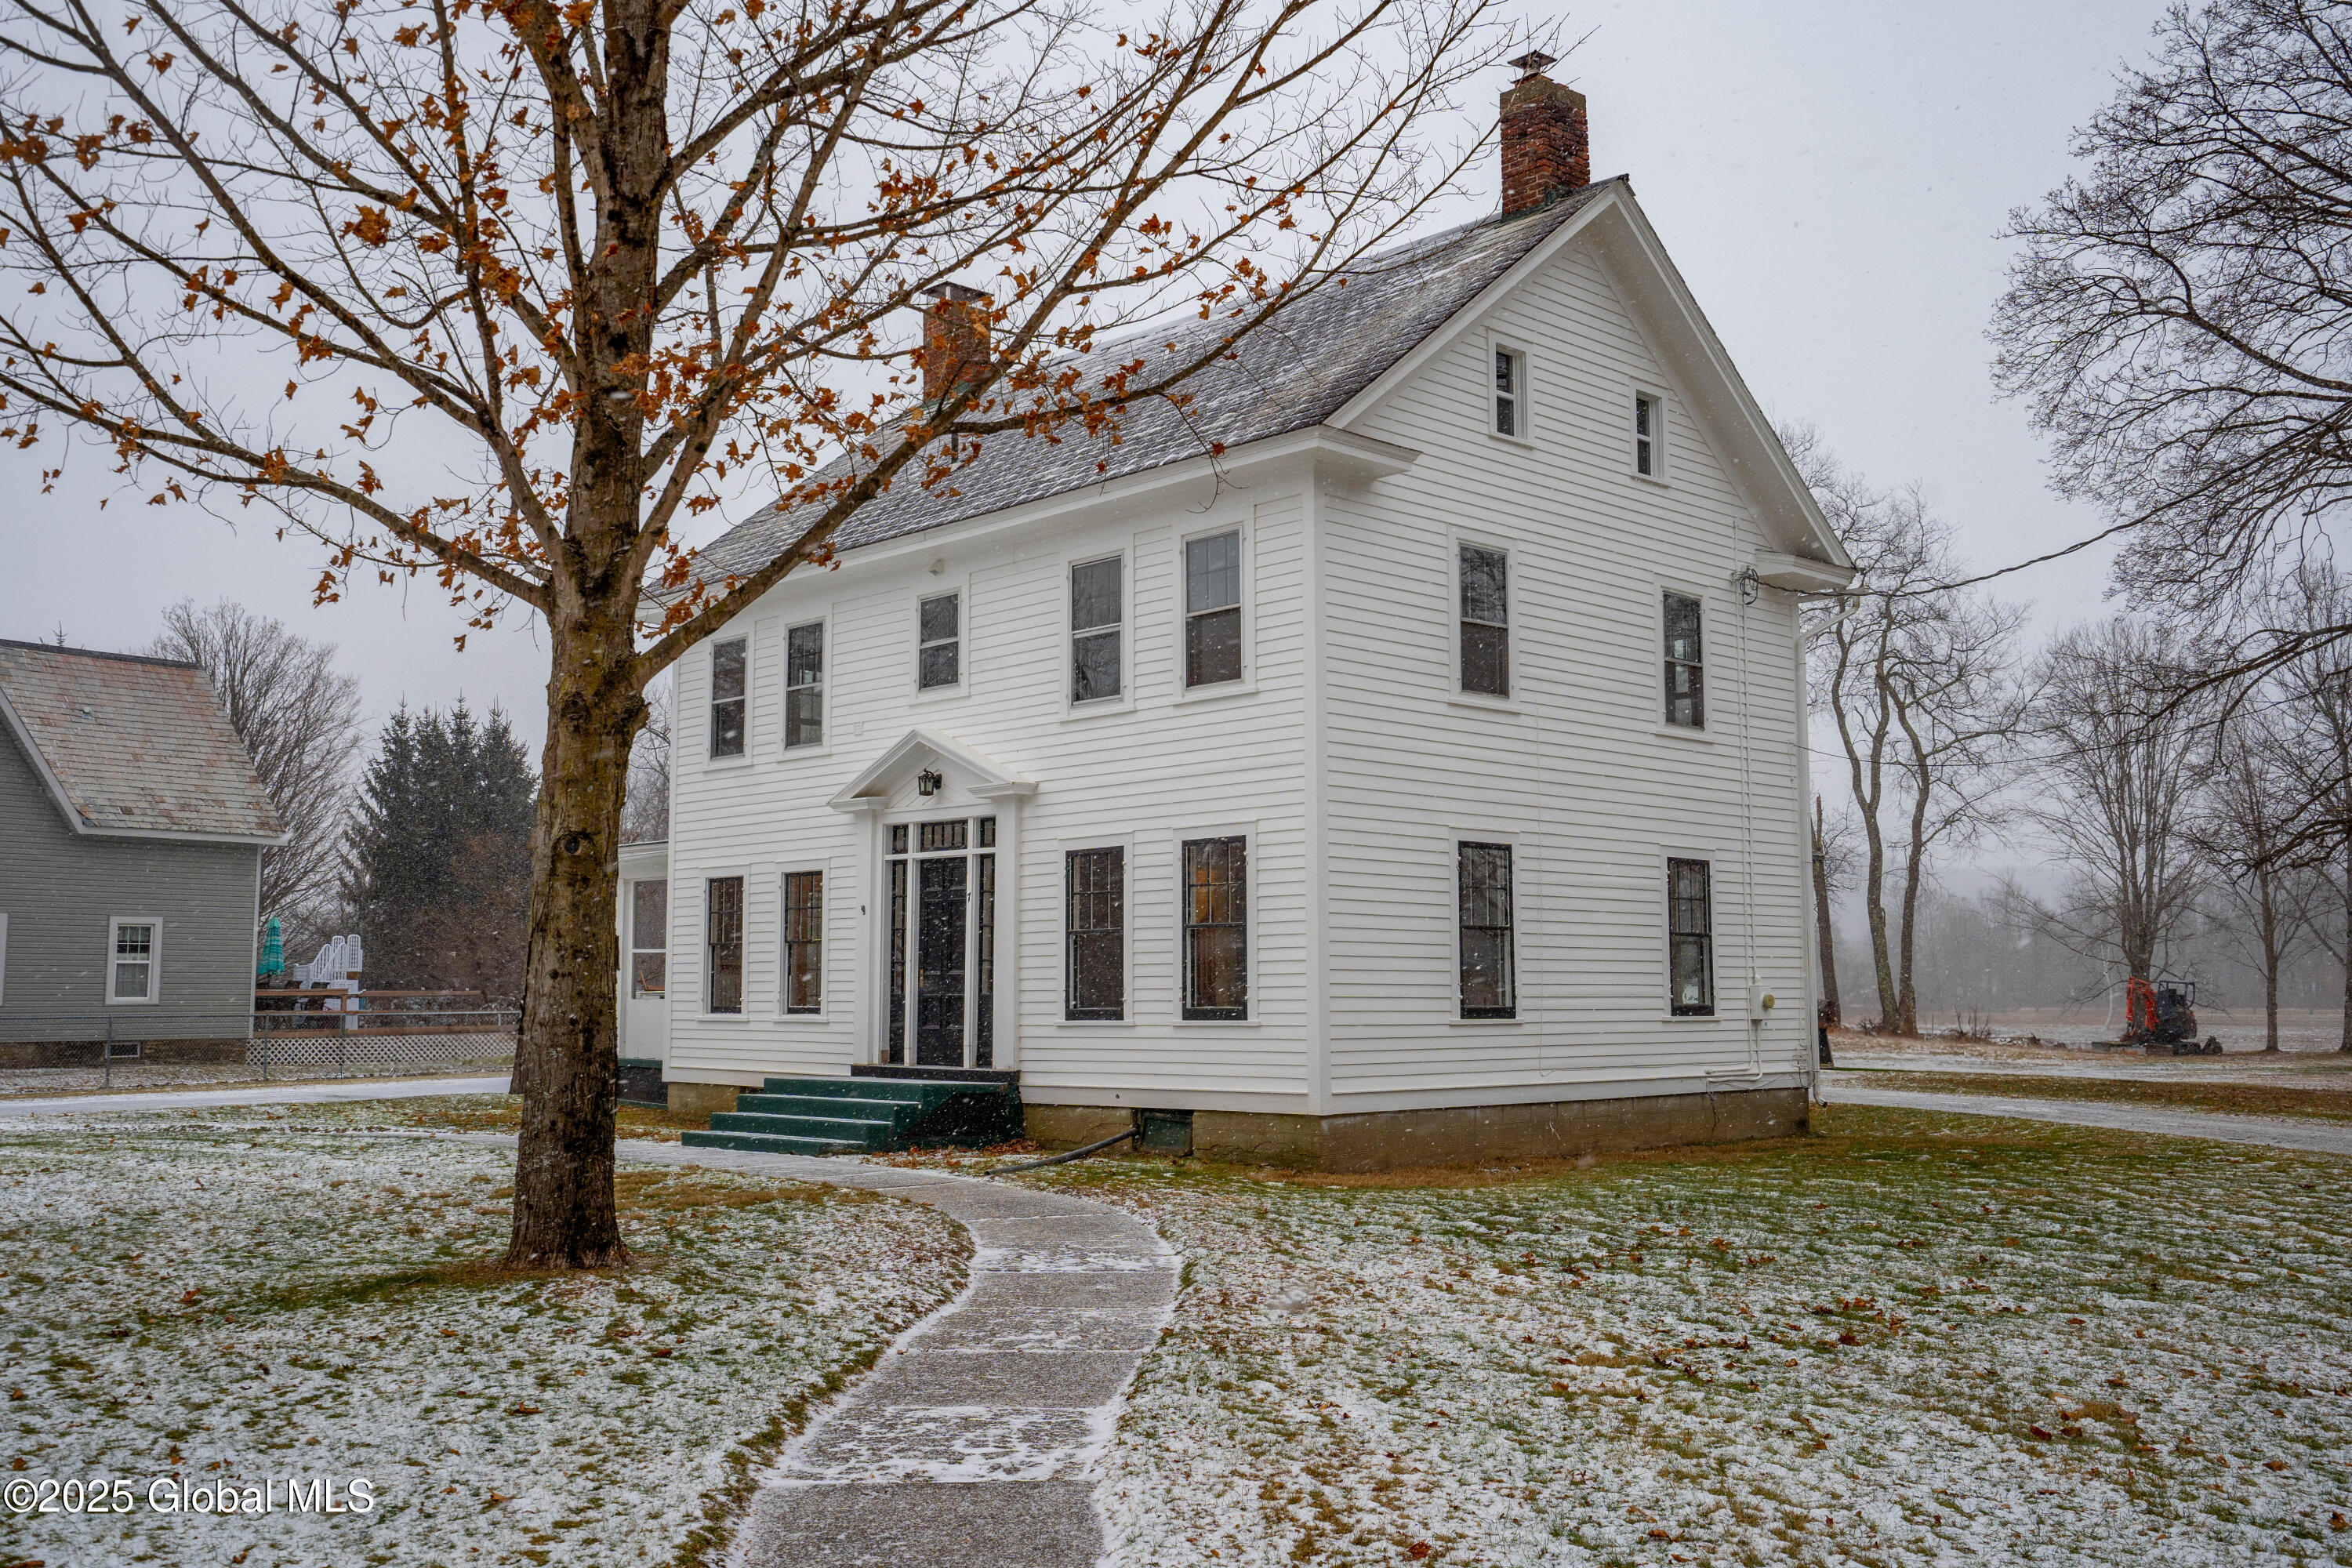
[[881, 815, 997, 1069]]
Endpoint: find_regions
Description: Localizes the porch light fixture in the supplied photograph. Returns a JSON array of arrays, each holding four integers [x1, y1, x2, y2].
[[916, 768, 944, 797]]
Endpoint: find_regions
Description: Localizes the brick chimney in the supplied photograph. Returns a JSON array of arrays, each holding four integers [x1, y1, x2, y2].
[[1499, 50, 1588, 217], [920, 281, 991, 408]]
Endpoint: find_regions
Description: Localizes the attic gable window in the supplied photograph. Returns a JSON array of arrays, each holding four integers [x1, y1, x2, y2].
[[1635, 392, 1661, 477], [1494, 347, 1526, 437], [1664, 592, 1704, 728], [1458, 543, 1510, 698], [917, 591, 961, 690], [709, 637, 747, 759], [1185, 530, 1243, 688]]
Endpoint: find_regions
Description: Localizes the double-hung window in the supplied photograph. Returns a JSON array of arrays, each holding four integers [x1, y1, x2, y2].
[[1635, 393, 1661, 477], [109, 919, 157, 1003], [709, 637, 747, 758], [1664, 592, 1704, 729], [1459, 543, 1510, 698], [1070, 557, 1123, 703], [782, 870, 822, 1014], [1181, 837, 1248, 1020], [1184, 531, 1243, 688], [1494, 348, 1526, 437], [706, 876, 744, 1014], [1065, 848, 1125, 1020], [1457, 844, 1515, 1018], [630, 881, 667, 997], [1667, 858, 1715, 1016], [917, 592, 961, 690], [785, 622, 824, 748]]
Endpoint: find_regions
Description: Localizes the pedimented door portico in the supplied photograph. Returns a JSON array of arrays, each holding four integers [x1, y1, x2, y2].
[[829, 730, 1035, 1074]]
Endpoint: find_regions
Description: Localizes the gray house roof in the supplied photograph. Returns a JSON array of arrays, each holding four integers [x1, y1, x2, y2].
[[0, 640, 285, 842], [693, 183, 1617, 586]]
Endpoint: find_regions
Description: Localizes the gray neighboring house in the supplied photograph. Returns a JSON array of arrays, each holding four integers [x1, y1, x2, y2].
[[0, 639, 285, 1064]]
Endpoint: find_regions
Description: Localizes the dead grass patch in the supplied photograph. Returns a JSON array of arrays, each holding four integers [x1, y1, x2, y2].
[[1857, 1070, 2352, 1123]]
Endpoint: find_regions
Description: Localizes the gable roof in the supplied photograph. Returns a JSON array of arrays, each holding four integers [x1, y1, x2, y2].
[[0, 640, 285, 843], [691, 183, 1617, 587]]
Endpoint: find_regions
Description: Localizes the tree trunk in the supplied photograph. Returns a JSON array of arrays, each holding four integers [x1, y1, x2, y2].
[[1859, 811, 1896, 1033], [505, 608, 648, 1269], [2341, 845, 2352, 1052], [1812, 797, 1842, 1029], [2260, 871, 2281, 1053]]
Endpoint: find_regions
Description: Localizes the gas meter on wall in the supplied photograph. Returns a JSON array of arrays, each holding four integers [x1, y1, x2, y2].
[[1745, 985, 1777, 1022]]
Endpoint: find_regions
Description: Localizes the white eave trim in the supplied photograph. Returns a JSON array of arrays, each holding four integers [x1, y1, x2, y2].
[[1755, 551, 1856, 593], [829, 727, 1036, 812], [0, 684, 288, 846]]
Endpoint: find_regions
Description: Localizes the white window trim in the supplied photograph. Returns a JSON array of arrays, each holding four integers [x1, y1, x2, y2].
[[704, 631, 755, 770], [1656, 578, 1713, 738], [1658, 847, 1722, 1022], [1489, 335, 1534, 445], [698, 869, 755, 1022], [1450, 831, 1525, 1027], [1448, 528, 1523, 713], [780, 613, 833, 757], [1062, 546, 1133, 717], [775, 861, 834, 1021], [911, 576, 971, 702], [626, 878, 669, 1001], [1170, 820, 1259, 1026], [0, 911, 9, 1004], [106, 916, 162, 1006], [1632, 387, 1669, 485], [1173, 519, 1254, 702], [1054, 833, 1136, 1027]]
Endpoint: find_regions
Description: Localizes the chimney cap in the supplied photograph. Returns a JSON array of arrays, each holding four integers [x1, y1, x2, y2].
[[921, 280, 989, 305], [1508, 49, 1557, 78]]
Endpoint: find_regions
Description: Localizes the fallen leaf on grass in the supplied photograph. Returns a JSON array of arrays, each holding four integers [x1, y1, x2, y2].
[[2264, 1459, 2288, 1472], [2030, 1425, 2054, 1440], [1407, 1547, 1431, 1560], [508, 1404, 541, 1415]]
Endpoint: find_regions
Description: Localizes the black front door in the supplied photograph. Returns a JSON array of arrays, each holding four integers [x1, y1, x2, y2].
[[915, 855, 967, 1066]]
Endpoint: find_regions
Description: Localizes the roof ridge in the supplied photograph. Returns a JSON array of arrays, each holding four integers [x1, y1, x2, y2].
[[0, 637, 198, 670]]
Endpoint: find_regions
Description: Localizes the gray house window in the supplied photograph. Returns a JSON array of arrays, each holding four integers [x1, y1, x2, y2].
[[109, 920, 157, 1004], [785, 622, 824, 748], [710, 637, 747, 758], [1184, 532, 1243, 688], [918, 592, 961, 689]]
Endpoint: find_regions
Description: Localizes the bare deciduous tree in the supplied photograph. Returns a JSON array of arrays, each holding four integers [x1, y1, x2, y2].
[[2184, 709, 2314, 1050], [1994, 0, 2352, 621], [147, 599, 362, 935], [620, 678, 670, 846], [0, 0, 1516, 1264]]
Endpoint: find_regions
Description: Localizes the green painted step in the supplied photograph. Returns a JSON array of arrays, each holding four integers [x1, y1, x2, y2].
[[737, 1091, 928, 1128], [707, 1109, 902, 1149], [684, 1129, 862, 1157], [680, 1073, 1021, 1158]]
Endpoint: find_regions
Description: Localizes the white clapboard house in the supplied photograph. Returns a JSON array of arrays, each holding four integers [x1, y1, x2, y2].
[[646, 59, 1854, 1171]]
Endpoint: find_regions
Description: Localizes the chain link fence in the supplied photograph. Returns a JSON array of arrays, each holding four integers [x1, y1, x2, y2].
[[0, 1007, 517, 1093]]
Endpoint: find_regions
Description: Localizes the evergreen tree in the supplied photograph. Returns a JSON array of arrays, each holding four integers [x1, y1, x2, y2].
[[344, 703, 538, 999]]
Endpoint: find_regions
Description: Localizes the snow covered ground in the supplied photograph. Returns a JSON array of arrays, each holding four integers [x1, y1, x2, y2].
[[1032, 1104, 2352, 1566], [0, 1105, 966, 1567]]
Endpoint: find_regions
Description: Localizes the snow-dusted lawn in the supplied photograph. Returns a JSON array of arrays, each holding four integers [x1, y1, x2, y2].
[[1, 1105, 966, 1567], [1032, 1105, 2352, 1566]]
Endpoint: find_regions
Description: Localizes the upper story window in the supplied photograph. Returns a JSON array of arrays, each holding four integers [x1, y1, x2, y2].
[[1185, 530, 1243, 688], [785, 622, 824, 748], [1667, 858, 1715, 1016], [1070, 556, 1123, 703], [1664, 591, 1704, 729], [1457, 843, 1515, 1019], [1181, 837, 1249, 1021], [917, 591, 961, 691], [1065, 847, 1126, 1021], [706, 876, 744, 1014], [1635, 392, 1661, 477], [1494, 347, 1526, 437], [1458, 543, 1510, 699], [709, 637, 747, 758], [630, 881, 666, 998]]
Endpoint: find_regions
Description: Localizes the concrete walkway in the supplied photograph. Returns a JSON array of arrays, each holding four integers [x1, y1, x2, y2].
[[0, 1074, 511, 1117], [608, 1140, 1172, 1568], [1823, 1079, 2352, 1157]]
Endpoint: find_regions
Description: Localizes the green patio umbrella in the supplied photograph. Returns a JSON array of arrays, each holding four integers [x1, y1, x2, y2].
[[257, 916, 285, 981]]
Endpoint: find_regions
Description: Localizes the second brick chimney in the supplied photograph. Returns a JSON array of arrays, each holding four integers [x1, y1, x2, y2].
[[920, 281, 992, 408], [1500, 50, 1588, 217]]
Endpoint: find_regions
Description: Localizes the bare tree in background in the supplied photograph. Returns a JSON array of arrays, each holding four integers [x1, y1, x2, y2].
[[2014, 619, 2208, 991], [0, 0, 1519, 1265], [1994, 0, 2352, 626], [2267, 565, 2352, 1049], [621, 680, 670, 846], [2183, 707, 2314, 1050], [1798, 430, 2029, 1033], [1809, 793, 1857, 1028], [148, 599, 362, 939]]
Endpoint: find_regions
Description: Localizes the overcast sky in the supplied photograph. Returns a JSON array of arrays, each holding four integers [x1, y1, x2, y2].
[[0, 0, 2169, 758]]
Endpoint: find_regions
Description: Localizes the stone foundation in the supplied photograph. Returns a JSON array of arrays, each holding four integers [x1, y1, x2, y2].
[[665, 1080, 742, 1116], [1022, 1087, 1809, 1172]]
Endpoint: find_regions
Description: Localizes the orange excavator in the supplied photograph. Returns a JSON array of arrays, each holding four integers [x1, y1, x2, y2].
[[2122, 976, 2218, 1054]]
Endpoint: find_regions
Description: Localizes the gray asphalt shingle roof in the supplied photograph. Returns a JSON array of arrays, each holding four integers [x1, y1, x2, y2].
[[693, 184, 1614, 586], [0, 640, 284, 840]]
